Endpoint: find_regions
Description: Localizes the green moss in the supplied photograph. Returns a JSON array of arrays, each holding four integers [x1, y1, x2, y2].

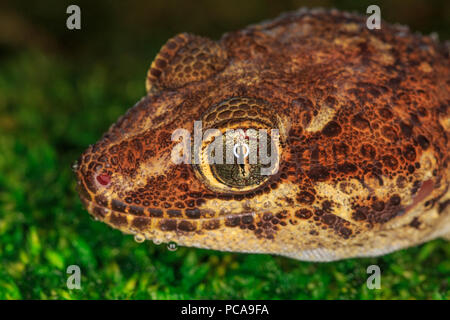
[[0, 51, 448, 300]]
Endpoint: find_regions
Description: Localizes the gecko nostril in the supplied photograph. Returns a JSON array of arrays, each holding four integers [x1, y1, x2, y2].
[[96, 173, 111, 186]]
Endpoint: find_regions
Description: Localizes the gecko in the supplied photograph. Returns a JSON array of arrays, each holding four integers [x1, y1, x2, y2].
[[74, 8, 449, 261]]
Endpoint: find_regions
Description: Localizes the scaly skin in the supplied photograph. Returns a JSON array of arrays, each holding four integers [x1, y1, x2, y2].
[[74, 8, 450, 261]]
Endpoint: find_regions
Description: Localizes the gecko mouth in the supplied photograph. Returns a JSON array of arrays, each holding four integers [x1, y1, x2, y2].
[[77, 191, 268, 242]]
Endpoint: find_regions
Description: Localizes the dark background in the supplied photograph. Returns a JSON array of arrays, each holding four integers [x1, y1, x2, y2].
[[0, 0, 448, 299], [1, 0, 449, 62]]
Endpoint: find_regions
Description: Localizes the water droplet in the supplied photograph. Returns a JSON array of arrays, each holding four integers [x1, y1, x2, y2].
[[152, 239, 162, 245], [134, 234, 145, 243], [167, 242, 178, 251], [71, 161, 79, 172]]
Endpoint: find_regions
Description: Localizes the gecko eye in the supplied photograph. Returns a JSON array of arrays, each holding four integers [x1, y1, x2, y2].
[[194, 97, 283, 193], [209, 130, 274, 188]]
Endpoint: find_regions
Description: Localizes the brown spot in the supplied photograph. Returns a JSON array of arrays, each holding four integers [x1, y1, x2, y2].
[[263, 212, 273, 221], [95, 195, 108, 207], [132, 217, 150, 230], [203, 219, 220, 230], [225, 216, 240, 227], [409, 217, 421, 229], [111, 199, 127, 212], [155, 58, 167, 68], [382, 155, 398, 169], [371, 201, 385, 212], [93, 206, 107, 218], [167, 209, 182, 217], [322, 121, 342, 137], [417, 135, 430, 150], [322, 200, 332, 212], [333, 143, 349, 158], [129, 206, 145, 216], [351, 114, 370, 130], [338, 227, 352, 238], [337, 162, 357, 174], [77, 183, 92, 201], [185, 208, 201, 219], [241, 215, 254, 224], [149, 208, 163, 217], [307, 165, 329, 181], [314, 209, 324, 216], [396, 176, 407, 188], [297, 191, 315, 204], [389, 195, 401, 206], [400, 122, 413, 137], [322, 214, 337, 225], [353, 207, 368, 221], [160, 219, 177, 231], [381, 126, 398, 141], [151, 68, 162, 77], [403, 145, 416, 161], [295, 209, 312, 219], [110, 213, 127, 227], [360, 144, 376, 159], [378, 107, 393, 119], [438, 200, 450, 214], [178, 220, 196, 232], [85, 175, 98, 193]]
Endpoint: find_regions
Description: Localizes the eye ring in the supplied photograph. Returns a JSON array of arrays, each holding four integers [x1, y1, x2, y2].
[[193, 97, 285, 193]]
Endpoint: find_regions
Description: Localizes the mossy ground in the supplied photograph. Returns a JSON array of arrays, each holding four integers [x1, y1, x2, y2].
[[0, 51, 448, 300]]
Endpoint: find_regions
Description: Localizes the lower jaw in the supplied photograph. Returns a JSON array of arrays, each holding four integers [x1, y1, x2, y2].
[[77, 195, 330, 259], [78, 194, 245, 243]]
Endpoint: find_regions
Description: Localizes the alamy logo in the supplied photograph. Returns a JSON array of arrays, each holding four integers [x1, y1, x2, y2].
[[66, 265, 81, 290], [366, 265, 381, 289], [366, 5, 381, 30], [66, 5, 81, 30]]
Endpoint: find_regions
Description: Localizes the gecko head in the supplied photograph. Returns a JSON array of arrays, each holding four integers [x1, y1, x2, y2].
[[73, 30, 423, 247], [75, 9, 450, 261], [74, 95, 284, 220], [74, 32, 289, 240]]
